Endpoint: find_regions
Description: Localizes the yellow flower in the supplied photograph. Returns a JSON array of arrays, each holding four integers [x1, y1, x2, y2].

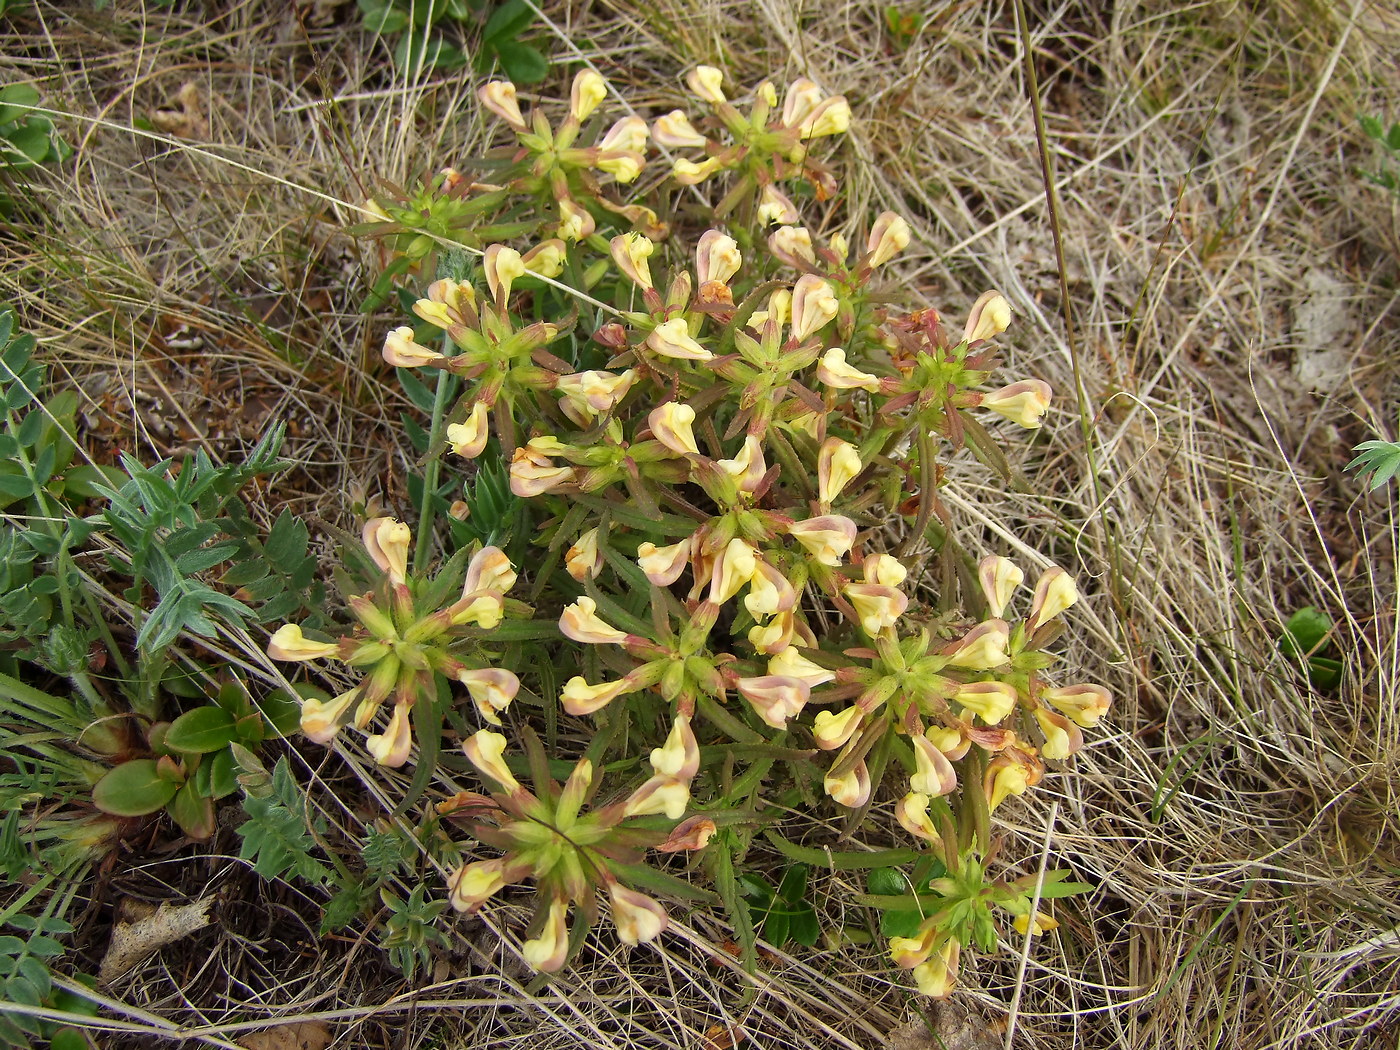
[[366, 702, 414, 767], [686, 65, 726, 104], [982, 379, 1052, 428], [943, 620, 1010, 670], [565, 527, 604, 582], [649, 715, 699, 781], [521, 239, 566, 279], [709, 538, 758, 605], [382, 327, 445, 368], [646, 318, 712, 360], [610, 885, 668, 946], [648, 401, 701, 455], [817, 347, 881, 393], [977, 555, 1023, 618], [756, 185, 799, 225], [866, 212, 911, 268], [652, 110, 706, 148], [478, 81, 526, 130], [736, 675, 809, 730], [963, 290, 1012, 342], [1027, 566, 1078, 630], [445, 401, 490, 458], [267, 623, 339, 662], [1040, 683, 1111, 728], [462, 729, 521, 792], [560, 675, 634, 716], [672, 156, 724, 185], [818, 438, 862, 504], [697, 229, 742, 286], [909, 734, 957, 796], [786, 514, 857, 567], [298, 688, 359, 744], [823, 758, 870, 808], [895, 792, 939, 842], [812, 705, 863, 750], [559, 596, 629, 645], [951, 681, 1018, 725], [457, 668, 520, 725], [609, 232, 654, 289], [844, 582, 908, 636], [637, 538, 691, 586], [912, 940, 959, 998], [622, 775, 690, 819], [522, 899, 570, 972], [483, 244, 525, 303], [448, 858, 507, 912], [569, 69, 608, 122], [1013, 910, 1059, 936], [769, 226, 816, 267]]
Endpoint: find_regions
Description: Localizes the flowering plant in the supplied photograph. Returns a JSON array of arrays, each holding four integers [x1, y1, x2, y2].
[[270, 65, 1111, 997]]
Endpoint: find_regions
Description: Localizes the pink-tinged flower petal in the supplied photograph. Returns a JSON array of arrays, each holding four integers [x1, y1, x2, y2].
[[736, 675, 810, 730]]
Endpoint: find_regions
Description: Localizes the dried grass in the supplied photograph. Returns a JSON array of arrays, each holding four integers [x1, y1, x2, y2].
[[3, 0, 1399, 1047]]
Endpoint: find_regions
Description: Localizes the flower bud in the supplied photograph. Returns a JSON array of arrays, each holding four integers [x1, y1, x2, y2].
[[963, 291, 1012, 342], [648, 402, 700, 455], [652, 109, 706, 147], [458, 668, 520, 725], [383, 327, 445, 368], [522, 899, 570, 972], [1041, 683, 1111, 728], [817, 438, 862, 504], [982, 379, 1052, 428], [1027, 566, 1078, 630], [570, 69, 608, 122], [943, 619, 1010, 670], [866, 212, 911, 268], [686, 65, 726, 104], [952, 681, 1018, 725], [824, 758, 871, 808], [977, 555, 1023, 618], [646, 317, 713, 360], [446, 401, 491, 458], [267, 624, 339, 662], [812, 705, 863, 750], [363, 517, 412, 584], [817, 347, 881, 392], [565, 527, 604, 582], [559, 596, 628, 645], [462, 729, 521, 792], [610, 884, 668, 945], [479, 81, 526, 130], [366, 702, 414, 767]]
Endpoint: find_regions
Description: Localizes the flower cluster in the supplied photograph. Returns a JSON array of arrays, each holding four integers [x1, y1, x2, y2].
[[266, 518, 520, 766], [294, 64, 1116, 999]]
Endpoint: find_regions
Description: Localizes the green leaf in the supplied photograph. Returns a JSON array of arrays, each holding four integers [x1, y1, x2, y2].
[[765, 831, 923, 869], [866, 868, 925, 938], [0, 84, 39, 126], [207, 746, 239, 799], [787, 902, 821, 947], [1281, 606, 1332, 660], [6, 123, 52, 165], [493, 40, 548, 84], [357, 0, 410, 33], [168, 780, 216, 840], [256, 688, 304, 736], [483, 0, 533, 43], [776, 863, 809, 903], [92, 760, 180, 816], [164, 706, 239, 754]]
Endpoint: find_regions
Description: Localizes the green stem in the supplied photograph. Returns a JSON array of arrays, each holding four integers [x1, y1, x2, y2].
[[412, 340, 455, 575]]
